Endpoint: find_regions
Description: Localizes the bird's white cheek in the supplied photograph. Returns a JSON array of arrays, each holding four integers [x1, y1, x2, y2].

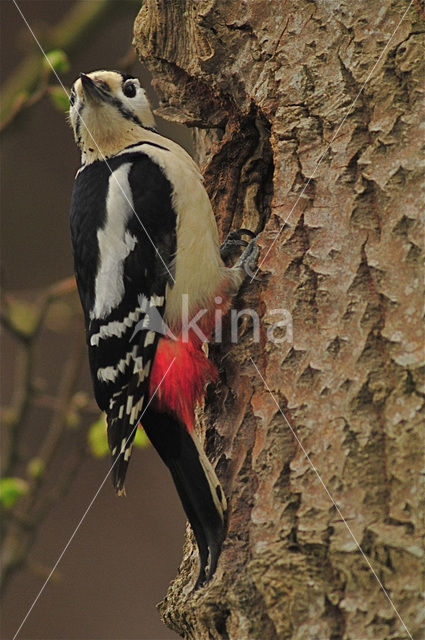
[[84, 107, 120, 137]]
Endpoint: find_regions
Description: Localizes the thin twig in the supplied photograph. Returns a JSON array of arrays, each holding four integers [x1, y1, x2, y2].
[[2, 278, 78, 476], [1, 0, 132, 130], [0, 277, 87, 594]]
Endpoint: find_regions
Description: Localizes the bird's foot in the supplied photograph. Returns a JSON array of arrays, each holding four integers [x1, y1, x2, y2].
[[220, 228, 256, 262], [234, 235, 260, 281]]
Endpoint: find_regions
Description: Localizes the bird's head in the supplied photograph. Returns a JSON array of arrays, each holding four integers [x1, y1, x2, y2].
[[68, 70, 155, 162]]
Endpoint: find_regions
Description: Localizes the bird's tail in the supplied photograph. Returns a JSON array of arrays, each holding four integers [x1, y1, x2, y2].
[[142, 407, 227, 587]]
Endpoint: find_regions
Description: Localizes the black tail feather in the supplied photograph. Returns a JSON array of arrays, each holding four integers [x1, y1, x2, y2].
[[168, 461, 210, 588], [142, 408, 226, 587]]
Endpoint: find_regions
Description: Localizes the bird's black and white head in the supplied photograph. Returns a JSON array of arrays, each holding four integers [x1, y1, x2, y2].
[[69, 70, 155, 162]]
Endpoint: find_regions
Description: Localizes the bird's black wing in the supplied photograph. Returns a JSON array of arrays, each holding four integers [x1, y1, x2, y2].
[[70, 147, 176, 492]]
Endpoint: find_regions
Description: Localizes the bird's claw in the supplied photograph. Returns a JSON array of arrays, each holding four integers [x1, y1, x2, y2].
[[235, 236, 261, 281], [220, 228, 257, 261]]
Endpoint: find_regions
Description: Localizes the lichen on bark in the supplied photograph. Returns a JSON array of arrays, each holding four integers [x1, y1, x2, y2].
[[133, 1, 424, 638]]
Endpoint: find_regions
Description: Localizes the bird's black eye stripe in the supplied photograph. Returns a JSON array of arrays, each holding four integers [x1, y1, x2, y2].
[[110, 97, 143, 128], [123, 81, 137, 98], [97, 80, 110, 92]]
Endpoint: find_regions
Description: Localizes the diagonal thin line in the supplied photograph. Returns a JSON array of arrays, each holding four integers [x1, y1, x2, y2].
[[250, 0, 415, 282], [250, 357, 413, 640], [12, 357, 176, 640], [12, 0, 175, 284]]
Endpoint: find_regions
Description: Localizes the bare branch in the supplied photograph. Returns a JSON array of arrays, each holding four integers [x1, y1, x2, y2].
[[1, 0, 132, 130]]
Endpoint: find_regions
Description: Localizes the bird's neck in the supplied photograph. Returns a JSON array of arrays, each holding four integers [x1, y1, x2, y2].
[[80, 125, 147, 164]]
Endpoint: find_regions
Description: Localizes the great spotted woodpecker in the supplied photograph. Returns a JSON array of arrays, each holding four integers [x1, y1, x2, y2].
[[68, 70, 257, 586]]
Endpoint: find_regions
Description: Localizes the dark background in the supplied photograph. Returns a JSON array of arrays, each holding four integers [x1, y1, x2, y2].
[[1, 2, 193, 638]]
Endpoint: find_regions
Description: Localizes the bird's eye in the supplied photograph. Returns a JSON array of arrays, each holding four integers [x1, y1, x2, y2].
[[123, 81, 136, 98], [69, 88, 76, 106]]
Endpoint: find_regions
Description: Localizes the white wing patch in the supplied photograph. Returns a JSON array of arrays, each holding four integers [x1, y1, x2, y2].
[[90, 309, 143, 346], [91, 163, 137, 320], [129, 396, 144, 425], [144, 330, 155, 347], [97, 345, 138, 382]]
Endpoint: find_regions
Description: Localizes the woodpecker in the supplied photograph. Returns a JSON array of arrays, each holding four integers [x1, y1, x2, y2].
[[68, 70, 257, 586]]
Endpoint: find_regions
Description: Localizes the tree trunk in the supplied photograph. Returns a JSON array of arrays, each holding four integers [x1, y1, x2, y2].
[[133, 1, 424, 638]]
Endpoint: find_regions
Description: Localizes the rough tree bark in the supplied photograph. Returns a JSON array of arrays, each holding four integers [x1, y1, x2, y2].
[[133, 2, 424, 639]]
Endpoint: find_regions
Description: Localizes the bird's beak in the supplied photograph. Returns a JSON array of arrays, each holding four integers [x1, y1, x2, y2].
[[80, 73, 105, 103]]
